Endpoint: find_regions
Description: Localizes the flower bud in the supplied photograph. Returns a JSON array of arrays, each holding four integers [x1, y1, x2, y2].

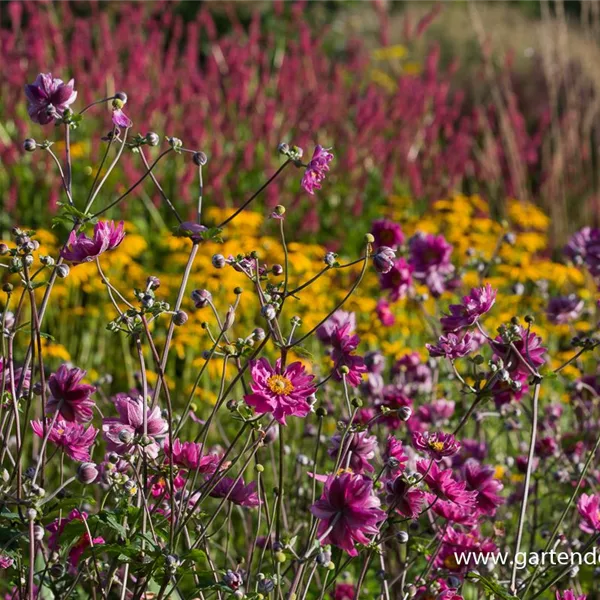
[[223, 306, 235, 331], [26, 508, 37, 521], [0, 243, 8, 255], [272, 264, 283, 276], [77, 462, 99, 485], [191, 289, 212, 309], [56, 264, 70, 279], [1, 283, 12, 293], [277, 142, 290, 155], [146, 275, 160, 290], [114, 91, 128, 103], [174, 310, 188, 326], [253, 328, 266, 341], [373, 246, 396, 274], [324, 252, 337, 267], [145, 132, 160, 147], [364, 233, 375, 244], [397, 406, 412, 422], [261, 304, 277, 321], [193, 151, 208, 166], [34, 525, 45, 541], [274, 205, 286, 216], [118, 429, 134, 444], [23, 138, 37, 152], [212, 254, 226, 269]]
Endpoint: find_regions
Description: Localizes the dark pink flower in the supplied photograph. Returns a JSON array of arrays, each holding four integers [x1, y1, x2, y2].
[[25, 73, 77, 124], [383, 435, 409, 476], [435, 526, 497, 573], [565, 227, 596, 263], [164, 438, 220, 475], [102, 393, 167, 458], [31, 418, 97, 462], [210, 477, 261, 507], [376, 299, 395, 326], [384, 476, 425, 518], [375, 386, 413, 429], [546, 295, 584, 325], [371, 219, 404, 250], [331, 584, 356, 600], [408, 232, 457, 297], [47, 509, 104, 568], [317, 311, 356, 345], [328, 430, 377, 474], [111, 98, 132, 128], [330, 323, 367, 387], [417, 460, 477, 508], [491, 326, 546, 376], [62, 221, 125, 264], [301, 145, 333, 195], [311, 471, 386, 556], [429, 495, 479, 526], [0, 555, 13, 569], [440, 284, 497, 333], [556, 591, 587, 600], [462, 462, 504, 515], [244, 358, 316, 425], [379, 257, 413, 301], [438, 590, 464, 600], [46, 365, 96, 423], [427, 332, 476, 360], [577, 493, 600, 533], [413, 431, 460, 461]]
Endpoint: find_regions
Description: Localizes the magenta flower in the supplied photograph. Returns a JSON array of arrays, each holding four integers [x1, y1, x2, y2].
[[492, 326, 546, 376], [210, 477, 261, 507], [546, 295, 584, 325], [413, 431, 460, 461], [577, 493, 600, 533], [331, 584, 357, 600], [556, 591, 587, 600], [0, 555, 13, 569], [102, 393, 167, 458], [371, 219, 405, 249], [462, 462, 504, 515], [62, 221, 125, 264], [427, 331, 476, 360], [301, 145, 333, 194], [373, 246, 397, 274], [31, 418, 97, 462], [25, 73, 77, 124], [47, 509, 104, 568], [112, 97, 132, 128], [430, 495, 480, 526], [328, 430, 377, 473], [383, 435, 409, 476], [435, 526, 497, 573], [408, 232, 457, 297], [384, 476, 425, 518], [417, 460, 477, 508], [317, 310, 356, 345], [379, 257, 413, 301], [46, 365, 96, 423], [330, 323, 367, 387], [244, 358, 316, 425], [438, 591, 464, 600], [440, 283, 497, 333], [310, 471, 386, 556], [376, 299, 395, 326], [565, 227, 596, 263], [164, 438, 220, 475]]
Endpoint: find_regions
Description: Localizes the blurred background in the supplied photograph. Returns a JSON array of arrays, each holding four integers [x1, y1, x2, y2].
[[3, 1, 600, 247]]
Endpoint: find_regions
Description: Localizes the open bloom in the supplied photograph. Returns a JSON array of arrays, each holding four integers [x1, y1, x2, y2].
[[427, 332, 476, 360], [556, 591, 587, 600], [301, 145, 333, 194], [311, 471, 386, 556], [385, 476, 425, 518], [577, 493, 600, 533], [408, 232, 456, 297], [31, 418, 97, 462], [317, 310, 356, 345], [244, 358, 316, 425], [164, 438, 220, 475], [111, 97, 132, 128], [546, 295, 584, 325], [25, 73, 77, 124], [492, 326, 546, 376], [328, 430, 377, 473], [371, 219, 404, 249], [46, 365, 96, 423], [413, 431, 460, 461], [417, 460, 477, 508], [462, 462, 504, 515], [210, 477, 261, 507], [62, 221, 125, 264], [47, 510, 104, 568], [330, 323, 367, 387], [379, 257, 413, 301], [0, 555, 13, 569], [102, 393, 167, 458], [440, 283, 497, 333], [383, 435, 409, 476]]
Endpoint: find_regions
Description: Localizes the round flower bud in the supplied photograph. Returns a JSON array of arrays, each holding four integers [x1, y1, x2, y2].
[[26, 508, 37, 521], [191, 288, 212, 309], [373, 246, 396, 274], [274, 205, 286, 216], [0, 243, 8, 255], [364, 233, 375, 244], [118, 429, 134, 444], [253, 327, 266, 341], [146, 275, 160, 290], [145, 132, 160, 147], [23, 254, 34, 267], [56, 264, 70, 279], [2, 283, 14, 293], [23, 138, 37, 152], [261, 304, 277, 321], [277, 142, 289, 155], [193, 151, 208, 166], [398, 406, 412, 422], [324, 252, 337, 267], [115, 91, 128, 103], [77, 462, 99, 485], [258, 578, 275, 593], [40, 255, 54, 266], [212, 254, 226, 269], [272, 264, 283, 276], [396, 531, 409, 544], [174, 310, 188, 326], [34, 525, 45, 541]]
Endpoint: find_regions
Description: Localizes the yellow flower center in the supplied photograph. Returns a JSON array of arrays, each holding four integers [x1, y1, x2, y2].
[[429, 440, 445, 453], [266, 374, 294, 396]]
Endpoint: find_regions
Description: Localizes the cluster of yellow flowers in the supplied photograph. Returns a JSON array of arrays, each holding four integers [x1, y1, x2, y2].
[[2, 194, 593, 401]]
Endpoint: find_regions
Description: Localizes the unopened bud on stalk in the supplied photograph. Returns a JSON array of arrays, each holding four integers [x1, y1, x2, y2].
[[56, 264, 70, 279], [77, 462, 99, 484], [193, 151, 208, 166], [261, 304, 277, 321], [212, 254, 226, 269], [174, 310, 188, 326], [145, 132, 160, 146], [23, 138, 37, 152]]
